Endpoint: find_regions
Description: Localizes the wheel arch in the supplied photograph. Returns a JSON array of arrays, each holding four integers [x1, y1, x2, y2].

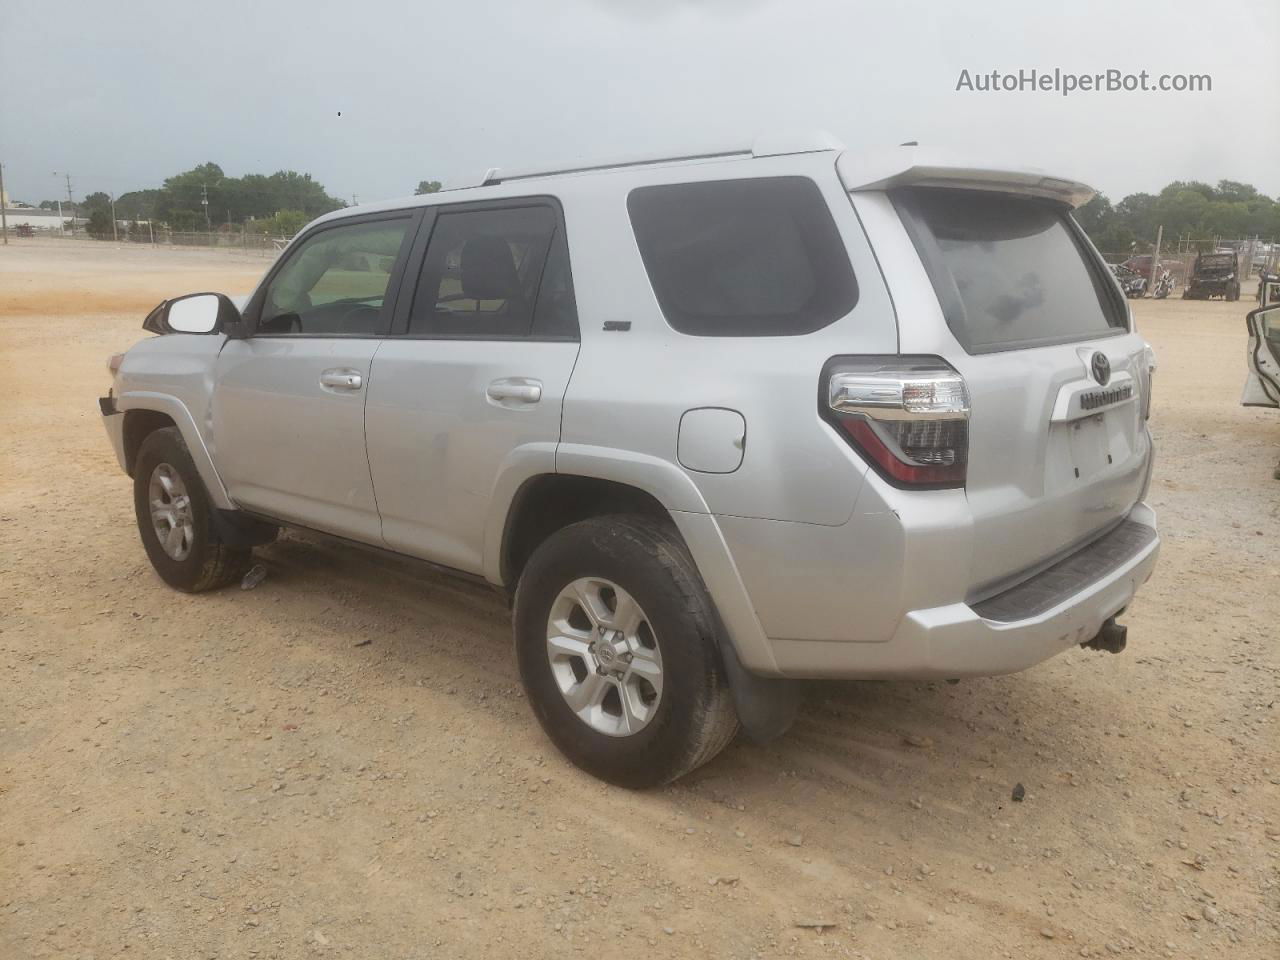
[[122, 408, 177, 476], [499, 470, 797, 740], [117, 392, 235, 510], [488, 446, 783, 679], [498, 474, 671, 591]]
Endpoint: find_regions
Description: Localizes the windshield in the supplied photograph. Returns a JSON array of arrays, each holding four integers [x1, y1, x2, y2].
[[894, 188, 1127, 353]]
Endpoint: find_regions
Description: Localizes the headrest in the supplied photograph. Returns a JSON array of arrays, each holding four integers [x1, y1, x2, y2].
[[461, 236, 519, 301]]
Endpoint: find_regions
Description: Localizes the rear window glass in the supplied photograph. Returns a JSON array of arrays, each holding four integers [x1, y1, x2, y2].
[[894, 188, 1125, 353], [627, 177, 858, 337], [1198, 254, 1234, 269]]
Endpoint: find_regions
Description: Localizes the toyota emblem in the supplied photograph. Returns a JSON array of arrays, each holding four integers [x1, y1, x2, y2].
[[1090, 352, 1111, 386]]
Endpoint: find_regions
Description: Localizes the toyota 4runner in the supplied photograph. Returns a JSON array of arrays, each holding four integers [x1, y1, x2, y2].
[[101, 134, 1161, 787]]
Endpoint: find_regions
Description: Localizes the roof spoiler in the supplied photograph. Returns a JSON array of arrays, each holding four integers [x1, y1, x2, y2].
[[837, 146, 1096, 208]]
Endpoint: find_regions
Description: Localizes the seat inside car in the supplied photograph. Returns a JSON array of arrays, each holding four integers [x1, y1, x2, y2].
[[460, 235, 523, 308]]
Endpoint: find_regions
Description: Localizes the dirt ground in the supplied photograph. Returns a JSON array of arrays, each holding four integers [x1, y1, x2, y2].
[[1, 238, 1277, 960]]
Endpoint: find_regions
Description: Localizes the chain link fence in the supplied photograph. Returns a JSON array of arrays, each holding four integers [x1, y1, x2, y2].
[[13, 226, 293, 259], [1101, 237, 1278, 298], [120, 227, 292, 258]]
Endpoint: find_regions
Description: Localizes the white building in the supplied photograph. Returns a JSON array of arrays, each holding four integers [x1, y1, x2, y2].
[[1, 204, 84, 232]]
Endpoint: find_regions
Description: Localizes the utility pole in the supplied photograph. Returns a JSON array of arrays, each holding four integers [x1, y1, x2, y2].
[[1150, 225, 1163, 298], [109, 192, 118, 242], [351, 193, 358, 207], [64, 172, 75, 236], [53, 171, 76, 236], [201, 184, 210, 231], [0, 161, 8, 245]]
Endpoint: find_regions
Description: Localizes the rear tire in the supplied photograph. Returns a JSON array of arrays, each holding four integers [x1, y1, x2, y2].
[[514, 515, 739, 788], [133, 427, 251, 592]]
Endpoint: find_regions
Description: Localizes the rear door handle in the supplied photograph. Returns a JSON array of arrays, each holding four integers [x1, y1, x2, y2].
[[320, 368, 363, 391], [486, 378, 542, 405]]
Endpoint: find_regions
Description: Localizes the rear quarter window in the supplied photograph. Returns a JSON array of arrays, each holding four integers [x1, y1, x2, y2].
[[627, 177, 858, 337], [894, 187, 1126, 354]]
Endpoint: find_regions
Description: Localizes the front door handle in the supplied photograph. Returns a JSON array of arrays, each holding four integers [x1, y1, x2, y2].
[[486, 378, 542, 405], [320, 368, 363, 391]]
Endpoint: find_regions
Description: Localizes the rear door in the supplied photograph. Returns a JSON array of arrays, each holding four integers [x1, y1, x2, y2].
[[1243, 304, 1280, 408], [363, 198, 580, 574], [888, 186, 1152, 593], [212, 212, 419, 542]]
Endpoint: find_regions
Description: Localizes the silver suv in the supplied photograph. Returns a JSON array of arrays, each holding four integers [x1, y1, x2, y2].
[[101, 135, 1160, 787]]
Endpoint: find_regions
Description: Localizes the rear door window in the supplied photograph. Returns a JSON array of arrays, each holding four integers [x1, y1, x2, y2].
[[407, 204, 576, 339], [894, 187, 1126, 353], [627, 177, 858, 337]]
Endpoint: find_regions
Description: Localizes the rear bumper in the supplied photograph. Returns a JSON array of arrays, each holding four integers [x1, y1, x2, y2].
[[100, 395, 128, 473], [724, 502, 1159, 680]]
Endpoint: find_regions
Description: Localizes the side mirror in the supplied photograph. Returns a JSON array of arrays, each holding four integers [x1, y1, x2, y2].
[[143, 292, 242, 336]]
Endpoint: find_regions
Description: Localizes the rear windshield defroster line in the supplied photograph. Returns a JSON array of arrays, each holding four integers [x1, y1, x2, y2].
[[892, 187, 1127, 354]]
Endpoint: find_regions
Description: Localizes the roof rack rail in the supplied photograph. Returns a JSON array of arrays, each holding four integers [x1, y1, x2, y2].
[[441, 130, 844, 191]]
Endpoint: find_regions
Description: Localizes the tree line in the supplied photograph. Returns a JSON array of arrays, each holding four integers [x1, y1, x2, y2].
[[45, 165, 1280, 251], [37, 165, 452, 241], [40, 162, 349, 240], [1075, 179, 1280, 257]]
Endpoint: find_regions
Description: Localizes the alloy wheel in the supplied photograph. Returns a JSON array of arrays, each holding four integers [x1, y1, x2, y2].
[[148, 462, 195, 561], [545, 577, 663, 737]]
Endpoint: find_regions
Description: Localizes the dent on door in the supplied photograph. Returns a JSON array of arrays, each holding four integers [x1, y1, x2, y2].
[[212, 338, 383, 541], [363, 340, 578, 574]]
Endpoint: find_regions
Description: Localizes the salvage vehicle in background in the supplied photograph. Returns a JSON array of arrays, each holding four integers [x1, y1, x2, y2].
[[1183, 250, 1241, 300], [99, 136, 1161, 787], [1123, 254, 1184, 286], [1110, 263, 1148, 299]]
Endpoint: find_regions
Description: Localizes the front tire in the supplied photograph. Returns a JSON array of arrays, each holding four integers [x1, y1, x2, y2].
[[133, 427, 251, 592], [514, 515, 739, 788]]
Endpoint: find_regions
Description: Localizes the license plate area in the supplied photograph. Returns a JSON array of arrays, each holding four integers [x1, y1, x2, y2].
[[1068, 413, 1111, 480], [1046, 409, 1133, 490]]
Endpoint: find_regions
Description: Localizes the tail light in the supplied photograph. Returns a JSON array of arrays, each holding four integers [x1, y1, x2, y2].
[[822, 356, 970, 488]]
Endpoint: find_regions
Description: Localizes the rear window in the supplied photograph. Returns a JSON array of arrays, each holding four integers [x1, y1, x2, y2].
[[894, 188, 1126, 353], [1198, 254, 1234, 269], [627, 177, 858, 337]]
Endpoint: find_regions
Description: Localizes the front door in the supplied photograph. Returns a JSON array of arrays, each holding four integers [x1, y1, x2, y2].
[[364, 200, 580, 573], [1243, 304, 1280, 409], [212, 212, 419, 541]]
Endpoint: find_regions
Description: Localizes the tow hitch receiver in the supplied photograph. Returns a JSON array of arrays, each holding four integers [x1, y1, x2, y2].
[[1082, 616, 1127, 654]]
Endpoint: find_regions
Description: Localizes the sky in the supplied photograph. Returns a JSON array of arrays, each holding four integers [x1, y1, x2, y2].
[[2, 0, 1278, 208]]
